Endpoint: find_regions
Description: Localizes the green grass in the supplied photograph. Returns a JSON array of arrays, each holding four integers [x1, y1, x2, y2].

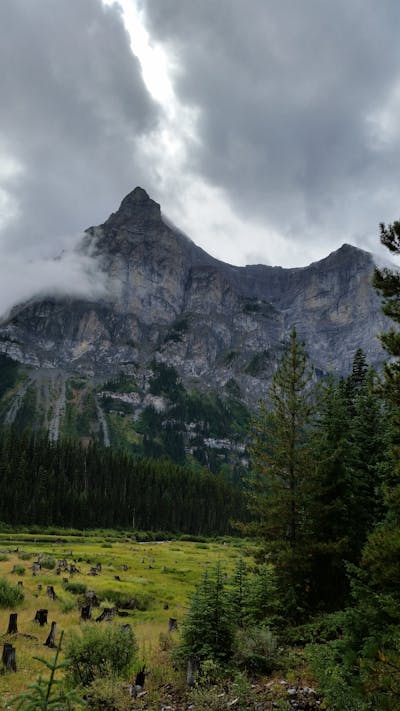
[[0, 531, 253, 704]]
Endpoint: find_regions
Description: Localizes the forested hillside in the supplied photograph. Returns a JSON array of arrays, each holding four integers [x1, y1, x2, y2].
[[0, 428, 246, 533]]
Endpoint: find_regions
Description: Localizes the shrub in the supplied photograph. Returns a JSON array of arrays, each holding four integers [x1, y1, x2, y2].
[[64, 581, 87, 595], [233, 626, 278, 674], [40, 556, 56, 570], [0, 577, 24, 607], [100, 589, 153, 611], [12, 564, 25, 576], [65, 623, 137, 687], [188, 672, 258, 711], [18, 552, 32, 561], [84, 677, 132, 711], [0, 553, 9, 562]]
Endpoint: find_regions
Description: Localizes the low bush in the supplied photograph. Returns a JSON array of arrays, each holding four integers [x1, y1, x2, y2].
[[100, 588, 153, 611], [233, 626, 278, 674], [40, 556, 56, 569], [12, 563, 25, 576], [84, 677, 132, 711], [18, 551, 32, 561], [0, 577, 24, 607], [65, 623, 137, 687], [64, 581, 87, 595]]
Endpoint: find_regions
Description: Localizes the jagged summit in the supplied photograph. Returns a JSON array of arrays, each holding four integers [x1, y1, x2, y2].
[[101, 186, 162, 232], [0, 186, 389, 406]]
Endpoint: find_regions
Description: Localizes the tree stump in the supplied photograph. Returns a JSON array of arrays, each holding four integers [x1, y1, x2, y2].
[[45, 621, 57, 648], [37, 584, 42, 592], [17, 581, 23, 588], [186, 656, 198, 687], [2, 643, 16, 672], [81, 603, 92, 621], [6, 613, 18, 635], [168, 617, 178, 632], [95, 607, 115, 622], [47, 585, 57, 600], [34, 609, 48, 626], [86, 590, 99, 607], [88, 567, 98, 576], [135, 665, 147, 688], [114, 575, 121, 581], [95, 562, 102, 572]]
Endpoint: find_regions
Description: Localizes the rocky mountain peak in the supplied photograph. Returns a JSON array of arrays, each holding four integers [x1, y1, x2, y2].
[[101, 186, 162, 232]]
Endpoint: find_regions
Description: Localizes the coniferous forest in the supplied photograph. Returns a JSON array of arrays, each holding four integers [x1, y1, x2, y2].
[[0, 429, 246, 533]]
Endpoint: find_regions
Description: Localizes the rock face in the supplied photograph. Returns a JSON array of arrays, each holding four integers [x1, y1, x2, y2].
[[0, 187, 388, 406]]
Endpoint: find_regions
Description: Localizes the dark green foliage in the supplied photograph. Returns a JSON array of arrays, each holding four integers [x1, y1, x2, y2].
[[63, 582, 87, 595], [248, 330, 314, 615], [0, 426, 245, 533], [102, 373, 136, 393], [65, 623, 137, 688], [149, 362, 184, 401], [0, 354, 20, 399], [177, 563, 235, 665], [40, 556, 56, 570], [0, 577, 24, 607]]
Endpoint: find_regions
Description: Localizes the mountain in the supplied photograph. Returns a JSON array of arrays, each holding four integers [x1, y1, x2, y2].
[[0, 187, 388, 469]]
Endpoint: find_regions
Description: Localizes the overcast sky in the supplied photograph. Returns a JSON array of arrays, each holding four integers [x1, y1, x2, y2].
[[1, 0, 400, 313]]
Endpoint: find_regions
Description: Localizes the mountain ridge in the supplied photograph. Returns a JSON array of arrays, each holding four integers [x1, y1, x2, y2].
[[0, 187, 387, 384]]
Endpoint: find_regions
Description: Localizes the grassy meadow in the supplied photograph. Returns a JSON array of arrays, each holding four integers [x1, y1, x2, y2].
[[0, 531, 253, 705]]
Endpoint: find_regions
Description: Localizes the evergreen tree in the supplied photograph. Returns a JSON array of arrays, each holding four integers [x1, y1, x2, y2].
[[178, 563, 234, 665], [249, 329, 314, 615]]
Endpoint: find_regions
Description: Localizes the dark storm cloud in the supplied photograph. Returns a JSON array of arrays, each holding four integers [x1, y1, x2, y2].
[[0, 0, 159, 257], [142, 0, 400, 248]]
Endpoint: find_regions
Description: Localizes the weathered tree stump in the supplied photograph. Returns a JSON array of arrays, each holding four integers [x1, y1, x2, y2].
[[45, 621, 57, 648], [186, 656, 199, 686], [34, 609, 48, 626], [168, 617, 178, 632], [6, 613, 18, 635], [88, 567, 98, 576], [32, 562, 41, 575], [95, 607, 115, 622], [81, 603, 92, 620], [17, 581, 23, 588], [95, 562, 102, 572], [37, 584, 42, 592], [86, 590, 99, 607], [121, 564, 128, 571], [2, 643, 16, 672], [114, 575, 121, 581], [135, 665, 147, 688], [47, 585, 57, 600], [62, 577, 68, 584], [163, 603, 169, 610], [124, 598, 136, 610]]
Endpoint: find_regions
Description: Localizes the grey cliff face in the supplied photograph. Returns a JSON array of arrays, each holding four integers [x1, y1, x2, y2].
[[0, 187, 388, 406]]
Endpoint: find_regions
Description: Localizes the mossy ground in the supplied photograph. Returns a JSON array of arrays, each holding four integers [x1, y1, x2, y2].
[[0, 532, 252, 705]]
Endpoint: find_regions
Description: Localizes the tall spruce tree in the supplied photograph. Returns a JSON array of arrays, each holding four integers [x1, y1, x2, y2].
[[373, 221, 400, 510], [249, 329, 314, 615]]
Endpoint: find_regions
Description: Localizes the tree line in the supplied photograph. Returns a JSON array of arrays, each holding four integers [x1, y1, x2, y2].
[[0, 429, 247, 534]]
